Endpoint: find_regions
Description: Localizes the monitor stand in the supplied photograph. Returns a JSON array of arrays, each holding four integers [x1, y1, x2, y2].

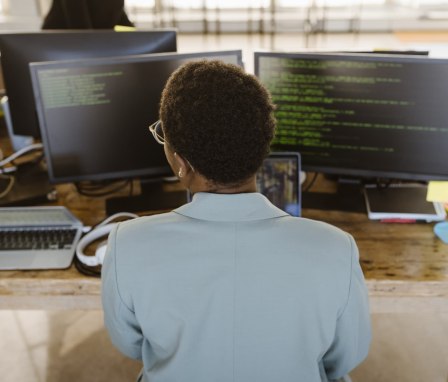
[[105, 178, 188, 216], [1, 96, 34, 152], [302, 177, 366, 212]]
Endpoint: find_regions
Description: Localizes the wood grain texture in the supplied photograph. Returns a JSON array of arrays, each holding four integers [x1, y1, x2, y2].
[[1, 178, 448, 312]]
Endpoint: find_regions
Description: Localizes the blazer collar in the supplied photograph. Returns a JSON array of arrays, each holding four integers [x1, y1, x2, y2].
[[174, 192, 289, 222]]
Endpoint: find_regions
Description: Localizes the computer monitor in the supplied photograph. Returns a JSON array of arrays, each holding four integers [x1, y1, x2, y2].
[[29, 50, 243, 213], [0, 30, 177, 138], [254, 52, 448, 182], [345, 50, 429, 56]]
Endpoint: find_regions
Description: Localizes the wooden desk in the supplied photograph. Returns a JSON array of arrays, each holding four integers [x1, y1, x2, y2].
[[0, 178, 447, 313]]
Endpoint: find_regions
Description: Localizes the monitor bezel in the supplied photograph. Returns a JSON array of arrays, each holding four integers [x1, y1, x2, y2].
[[0, 29, 178, 138], [254, 51, 448, 181], [30, 50, 243, 184]]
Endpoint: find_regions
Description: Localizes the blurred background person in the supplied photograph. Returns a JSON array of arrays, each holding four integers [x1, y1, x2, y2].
[[42, 0, 134, 29]]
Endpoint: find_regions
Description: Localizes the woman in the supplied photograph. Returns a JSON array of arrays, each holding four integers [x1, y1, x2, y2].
[[102, 60, 371, 382]]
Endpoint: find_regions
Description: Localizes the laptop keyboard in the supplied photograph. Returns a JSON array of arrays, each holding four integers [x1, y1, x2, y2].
[[0, 206, 84, 270], [0, 228, 78, 251]]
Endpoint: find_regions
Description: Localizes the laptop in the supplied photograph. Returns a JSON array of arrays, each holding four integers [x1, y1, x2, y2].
[[257, 152, 302, 217], [0, 206, 83, 270]]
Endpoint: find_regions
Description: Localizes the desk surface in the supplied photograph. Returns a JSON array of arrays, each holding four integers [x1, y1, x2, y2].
[[1, 177, 448, 313]]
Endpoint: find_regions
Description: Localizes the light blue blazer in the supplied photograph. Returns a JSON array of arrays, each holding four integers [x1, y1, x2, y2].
[[102, 192, 371, 382]]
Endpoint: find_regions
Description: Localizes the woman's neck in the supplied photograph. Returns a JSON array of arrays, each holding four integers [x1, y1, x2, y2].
[[189, 175, 257, 195]]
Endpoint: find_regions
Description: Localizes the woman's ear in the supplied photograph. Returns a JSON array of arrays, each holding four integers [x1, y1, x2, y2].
[[173, 152, 189, 178]]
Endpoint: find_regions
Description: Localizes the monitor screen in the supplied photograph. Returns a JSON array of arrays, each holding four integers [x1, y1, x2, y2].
[[0, 30, 177, 137], [254, 52, 448, 181], [30, 50, 243, 184]]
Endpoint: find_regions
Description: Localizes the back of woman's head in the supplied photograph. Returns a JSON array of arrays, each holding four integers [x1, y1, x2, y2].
[[160, 60, 276, 187]]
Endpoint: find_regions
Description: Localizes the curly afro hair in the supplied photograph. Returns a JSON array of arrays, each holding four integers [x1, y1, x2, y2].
[[159, 60, 276, 187]]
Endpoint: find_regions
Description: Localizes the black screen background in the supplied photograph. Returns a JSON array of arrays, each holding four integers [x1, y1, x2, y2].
[[33, 53, 241, 183], [257, 53, 448, 180]]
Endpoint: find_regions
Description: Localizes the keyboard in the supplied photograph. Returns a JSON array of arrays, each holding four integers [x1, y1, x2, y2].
[[0, 206, 83, 270]]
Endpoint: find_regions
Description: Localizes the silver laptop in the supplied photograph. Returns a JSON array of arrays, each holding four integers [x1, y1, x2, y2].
[[0, 206, 83, 270]]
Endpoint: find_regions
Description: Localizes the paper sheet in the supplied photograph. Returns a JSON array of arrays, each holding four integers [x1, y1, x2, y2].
[[114, 25, 136, 32], [427, 181, 448, 202]]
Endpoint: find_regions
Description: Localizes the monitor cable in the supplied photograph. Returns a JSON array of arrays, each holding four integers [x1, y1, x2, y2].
[[75, 179, 132, 197]]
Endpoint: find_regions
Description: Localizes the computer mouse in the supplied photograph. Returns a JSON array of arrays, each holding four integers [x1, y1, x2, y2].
[[434, 221, 448, 244]]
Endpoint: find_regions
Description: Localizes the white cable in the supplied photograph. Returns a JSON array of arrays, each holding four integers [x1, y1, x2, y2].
[[76, 212, 139, 266], [0, 143, 43, 168], [94, 212, 140, 230], [0, 175, 15, 199], [0, 166, 17, 174]]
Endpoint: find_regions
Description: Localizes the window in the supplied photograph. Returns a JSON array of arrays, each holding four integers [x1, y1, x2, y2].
[[126, 0, 155, 6], [278, 0, 385, 6], [397, 0, 447, 5], [124, 0, 448, 32], [170, 0, 270, 8], [125, 0, 446, 9]]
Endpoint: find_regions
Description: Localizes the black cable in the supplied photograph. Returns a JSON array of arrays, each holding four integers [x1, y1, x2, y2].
[[75, 179, 131, 197], [373, 178, 427, 190], [73, 253, 101, 277]]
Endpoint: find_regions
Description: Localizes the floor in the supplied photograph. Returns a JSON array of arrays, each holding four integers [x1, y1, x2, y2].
[[2, 32, 448, 381], [1, 310, 448, 381]]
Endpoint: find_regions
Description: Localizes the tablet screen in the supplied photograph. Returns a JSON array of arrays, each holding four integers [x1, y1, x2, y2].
[[257, 152, 301, 217]]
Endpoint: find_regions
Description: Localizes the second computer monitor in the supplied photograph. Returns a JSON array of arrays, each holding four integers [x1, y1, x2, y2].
[[255, 52, 448, 181]]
